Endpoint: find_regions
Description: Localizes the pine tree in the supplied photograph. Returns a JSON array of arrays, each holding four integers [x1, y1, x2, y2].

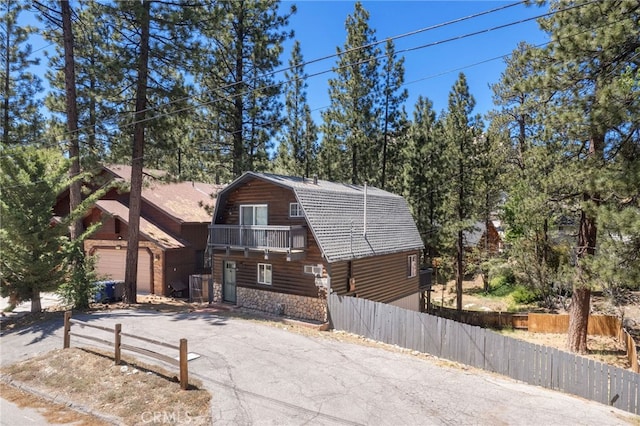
[[0, 148, 71, 312], [442, 73, 483, 311], [379, 39, 408, 191], [490, 42, 569, 304], [195, 0, 294, 178], [42, 0, 121, 163], [403, 96, 446, 262], [1, 0, 43, 147], [276, 40, 317, 177], [522, 0, 640, 353], [89, 1, 197, 302], [320, 1, 380, 185]]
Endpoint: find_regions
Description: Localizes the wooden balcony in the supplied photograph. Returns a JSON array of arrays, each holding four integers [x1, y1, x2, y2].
[[208, 225, 307, 254]]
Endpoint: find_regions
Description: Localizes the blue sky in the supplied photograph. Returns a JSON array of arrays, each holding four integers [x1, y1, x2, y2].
[[281, 1, 549, 121], [24, 1, 549, 126]]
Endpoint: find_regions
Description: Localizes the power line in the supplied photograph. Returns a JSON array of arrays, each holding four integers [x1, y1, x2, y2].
[[7, 0, 617, 157], [12, 0, 530, 150]]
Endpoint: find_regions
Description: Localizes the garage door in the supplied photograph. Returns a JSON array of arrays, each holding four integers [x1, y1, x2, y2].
[[94, 248, 152, 293]]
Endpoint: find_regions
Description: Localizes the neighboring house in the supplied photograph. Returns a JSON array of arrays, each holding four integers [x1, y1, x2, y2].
[[208, 172, 425, 322], [54, 165, 222, 296], [463, 221, 502, 255]]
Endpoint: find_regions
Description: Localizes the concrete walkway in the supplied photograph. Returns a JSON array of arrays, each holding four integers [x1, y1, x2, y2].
[[1, 309, 637, 425]]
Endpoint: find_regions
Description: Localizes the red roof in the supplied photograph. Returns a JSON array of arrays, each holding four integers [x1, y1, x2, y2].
[[103, 165, 223, 223], [95, 200, 186, 249]]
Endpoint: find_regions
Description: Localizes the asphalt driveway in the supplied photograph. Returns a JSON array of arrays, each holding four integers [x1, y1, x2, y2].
[[1, 309, 636, 425]]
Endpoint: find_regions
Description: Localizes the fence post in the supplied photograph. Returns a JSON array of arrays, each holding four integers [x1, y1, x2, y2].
[[179, 338, 188, 390], [63, 311, 71, 349], [114, 324, 122, 365]]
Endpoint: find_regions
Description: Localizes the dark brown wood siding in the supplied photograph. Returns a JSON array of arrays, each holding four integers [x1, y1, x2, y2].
[[211, 177, 324, 297], [330, 250, 420, 303], [212, 250, 323, 297], [215, 178, 304, 226]]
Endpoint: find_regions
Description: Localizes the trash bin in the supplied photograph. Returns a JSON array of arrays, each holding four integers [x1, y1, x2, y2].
[[94, 280, 124, 303]]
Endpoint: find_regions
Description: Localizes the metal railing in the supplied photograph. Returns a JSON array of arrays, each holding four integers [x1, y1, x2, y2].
[[208, 225, 307, 251]]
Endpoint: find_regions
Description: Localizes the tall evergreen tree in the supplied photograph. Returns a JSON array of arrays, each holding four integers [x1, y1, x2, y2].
[[442, 73, 483, 311], [523, 0, 640, 353], [275, 40, 317, 177], [379, 39, 408, 191], [42, 0, 121, 163], [1, 0, 43, 147], [491, 42, 569, 304], [87, 1, 196, 302], [403, 96, 446, 262], [195, 0, 294, 178], [320, 1, 380, 185], [1, 149, 73, 311]]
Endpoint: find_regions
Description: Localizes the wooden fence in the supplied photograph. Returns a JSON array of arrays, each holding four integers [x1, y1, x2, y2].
[[63, 311, 190, 390], [327, 294, 639, 415], [429, 306, 639, 372]]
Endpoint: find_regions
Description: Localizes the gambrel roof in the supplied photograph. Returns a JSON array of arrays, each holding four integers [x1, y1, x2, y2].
[[213, 172, 424, 263]]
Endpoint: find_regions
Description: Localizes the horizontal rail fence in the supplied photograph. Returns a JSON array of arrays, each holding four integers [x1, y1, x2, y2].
[[63, 311, 189, 390], [328, 294, 639, 415]]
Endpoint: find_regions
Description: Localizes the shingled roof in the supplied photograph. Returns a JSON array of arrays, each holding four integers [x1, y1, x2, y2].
[[104, 165, 222, 223], [216, 172, 424, 263]]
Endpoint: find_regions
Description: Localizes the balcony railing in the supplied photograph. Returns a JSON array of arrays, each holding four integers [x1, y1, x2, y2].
[[208, 225, 307, 252]]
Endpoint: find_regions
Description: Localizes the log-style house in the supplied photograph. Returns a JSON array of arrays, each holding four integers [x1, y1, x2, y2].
[[208, 172, 425, 322], [54, 165, 222, 296]]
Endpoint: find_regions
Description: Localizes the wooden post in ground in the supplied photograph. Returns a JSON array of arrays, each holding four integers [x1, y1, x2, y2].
[[63, 311, 71, 349], [179, 338, 188, 390], [114, 324, 122, 365]]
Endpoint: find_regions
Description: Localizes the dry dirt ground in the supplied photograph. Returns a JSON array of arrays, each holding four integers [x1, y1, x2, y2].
[[431, 277, 640, 370], [2, 347, 212, 425]]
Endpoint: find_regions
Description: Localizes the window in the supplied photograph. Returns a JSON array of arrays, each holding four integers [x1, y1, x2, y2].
[[407, 254, 418, 278], [289, 202, 304, 218], [258, 263, 272, 285], [240, 205, 268, 225], [304, 265, 323, 277]]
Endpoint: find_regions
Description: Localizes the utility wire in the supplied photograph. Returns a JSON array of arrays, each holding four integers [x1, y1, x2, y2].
[[12, 0, 530, 150], [6, 0, 617, 156]]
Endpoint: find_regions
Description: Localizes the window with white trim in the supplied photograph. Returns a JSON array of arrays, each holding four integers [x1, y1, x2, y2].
[[240, 205, 268, 225], [304, 265, 323, 277], [407, 254, 418, 278], [289, 202, 304, 218], [257, 263, 272, 285]]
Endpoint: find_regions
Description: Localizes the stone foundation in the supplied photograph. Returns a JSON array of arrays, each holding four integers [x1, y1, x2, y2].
[[237, 288, 327, 322], [211, 284, 327, 322], [212, 281, 223, 303]]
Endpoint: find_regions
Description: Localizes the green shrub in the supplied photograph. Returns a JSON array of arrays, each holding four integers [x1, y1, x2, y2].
[[57, 241, 102, 309], [512, 285, 539, 304], [488, 274, 515, 297]]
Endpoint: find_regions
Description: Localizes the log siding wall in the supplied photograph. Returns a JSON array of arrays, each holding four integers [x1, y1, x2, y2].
[[330, 250, 421, 304], [211, 177, 421, 320]]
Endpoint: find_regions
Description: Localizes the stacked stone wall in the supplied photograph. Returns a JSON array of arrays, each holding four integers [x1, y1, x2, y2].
[[237, 288, 327, 322]]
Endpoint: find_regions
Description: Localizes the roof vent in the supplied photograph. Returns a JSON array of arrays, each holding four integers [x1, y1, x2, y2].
[[313, 175, 318, 185]]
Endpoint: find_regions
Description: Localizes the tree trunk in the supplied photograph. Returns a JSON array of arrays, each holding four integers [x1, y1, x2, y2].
[[232, 8, 244, 178], [124, 0, 150, 304], [3, 16, 10, 146], [61, 0, 83, 241], [567, 131, 603, 353], [30, 288, 41, 313], [456, 229, 463, 311], [567, 286, 590, 354]]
